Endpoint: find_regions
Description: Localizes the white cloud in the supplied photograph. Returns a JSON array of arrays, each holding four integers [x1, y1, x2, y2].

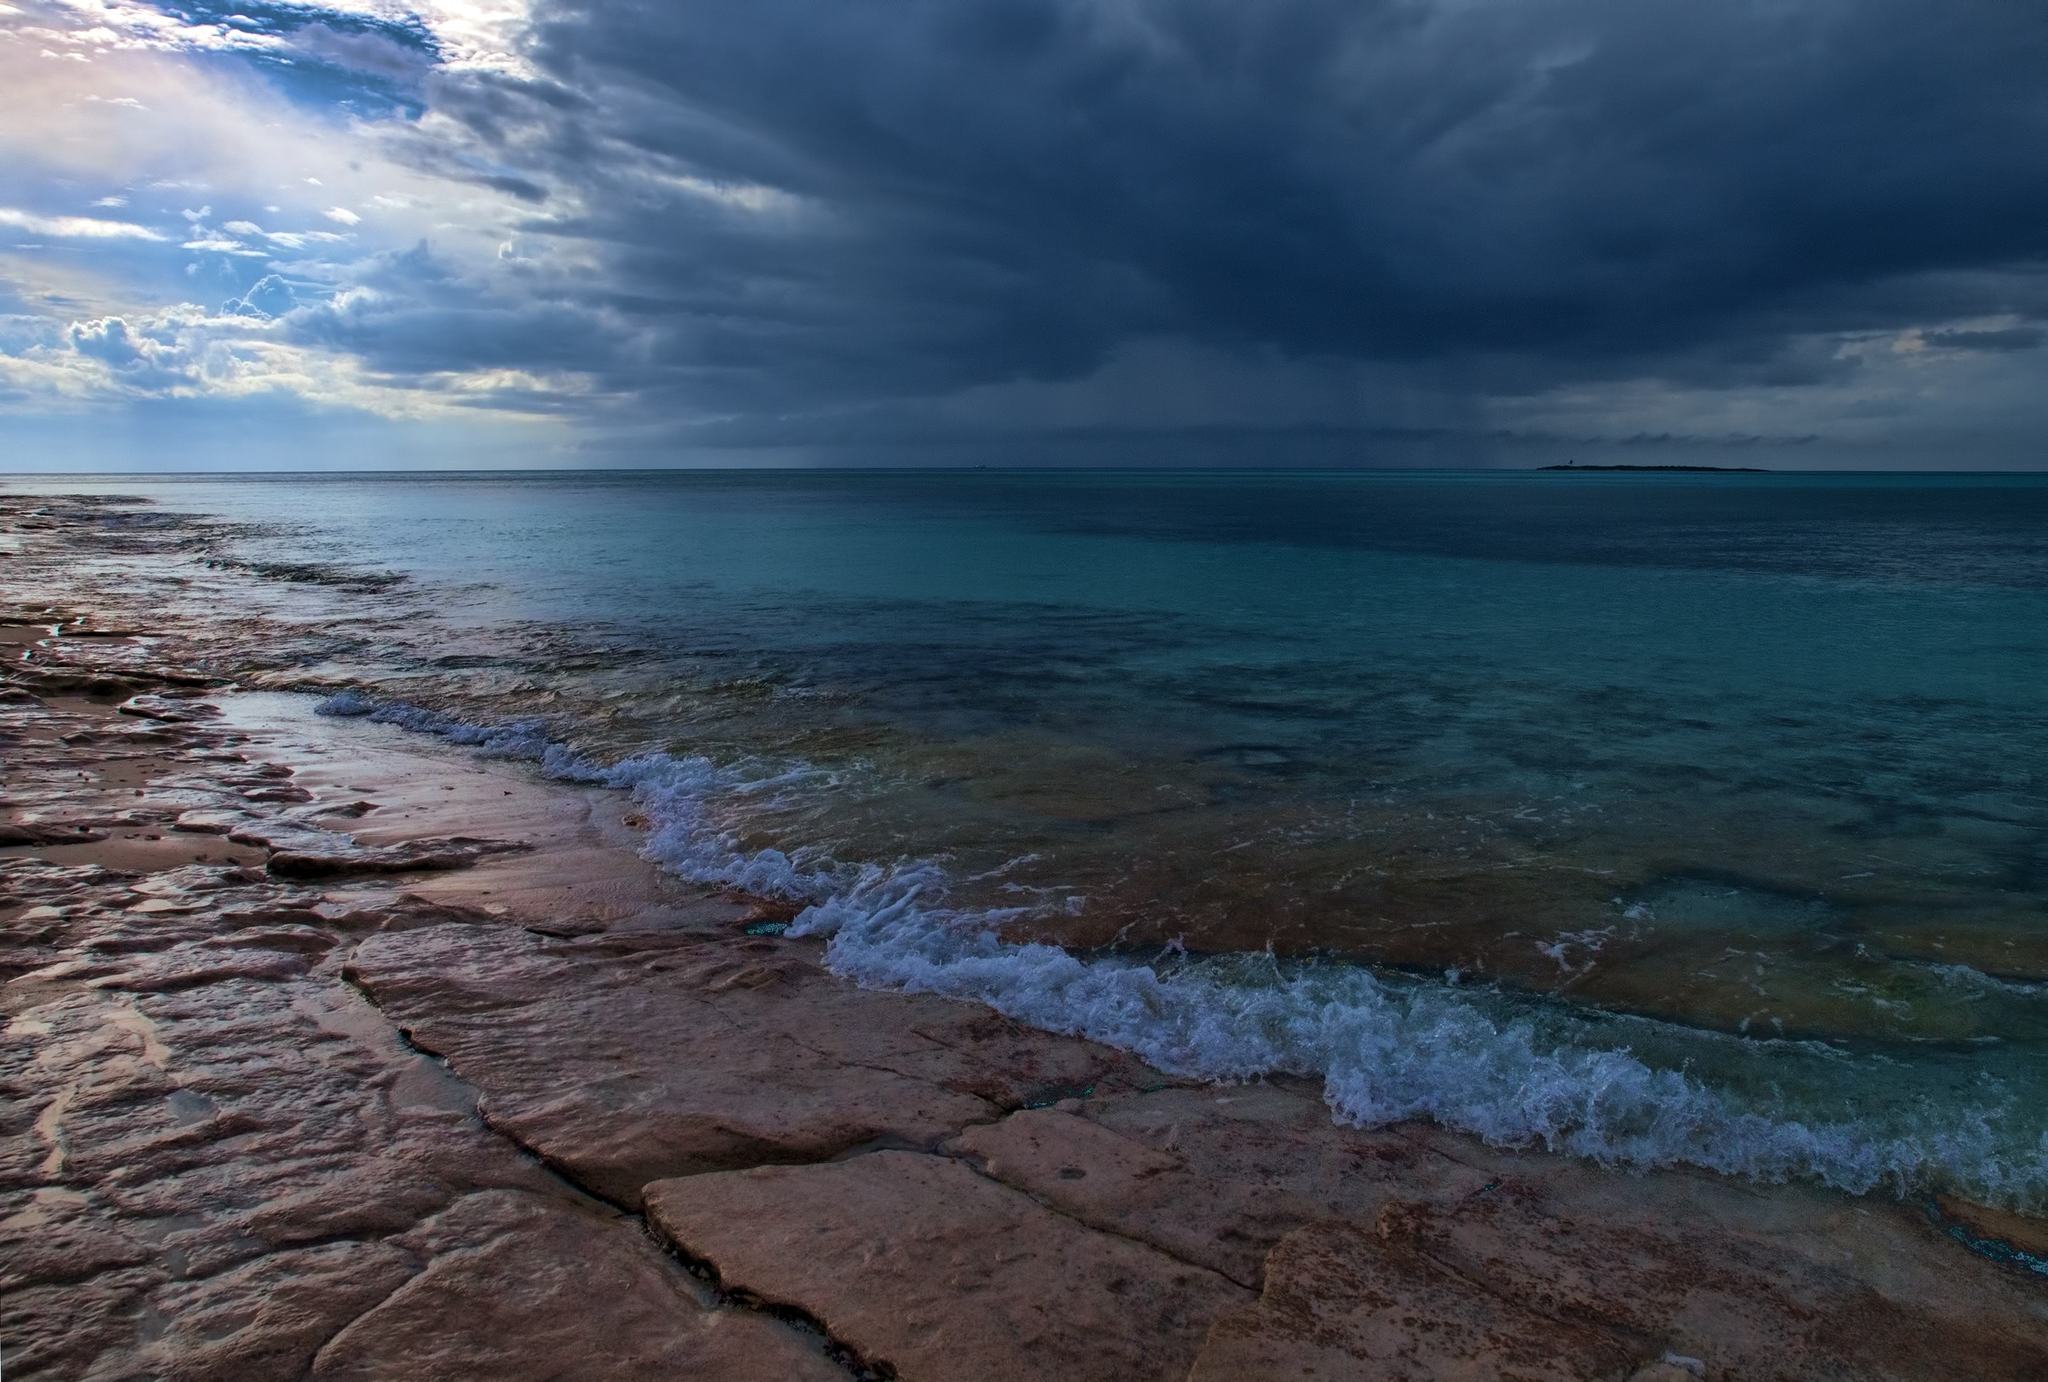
[[90, 195, 128, 208], [221, 273, 297, 319], [260, 228, 350, 249], [323, 206, 361, 226], [181, 237, 265, 255], [0, 24, 533, 274], [647, 170, 798, 215], [0, 207, 164, 240], [9, 0, 528, 76]]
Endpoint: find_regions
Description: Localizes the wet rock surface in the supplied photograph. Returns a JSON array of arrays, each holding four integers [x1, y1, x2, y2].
[[306, 1189, 844, 1382], [0, 614, 847, 1381], [644, 1151, 1250, 1382], [346, 921, 1151, 1207], [5, 499, 2048, 1382], [951, 1091, 2048, 1380]]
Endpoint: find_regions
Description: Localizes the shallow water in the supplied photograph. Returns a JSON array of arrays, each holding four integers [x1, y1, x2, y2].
[[19, 469, 2048, 1205]]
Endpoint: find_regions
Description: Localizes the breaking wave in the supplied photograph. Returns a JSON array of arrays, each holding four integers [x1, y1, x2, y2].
[[317, 688, 2048, 1209]]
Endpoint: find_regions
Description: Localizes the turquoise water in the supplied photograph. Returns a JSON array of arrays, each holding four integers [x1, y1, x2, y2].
[[23, 469, 2048, 1205]]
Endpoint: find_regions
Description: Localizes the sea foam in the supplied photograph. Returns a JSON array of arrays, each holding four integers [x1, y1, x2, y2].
[[315, 688, 2048, 1208]]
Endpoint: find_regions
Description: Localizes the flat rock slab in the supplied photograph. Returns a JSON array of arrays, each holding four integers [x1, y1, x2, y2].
[[950, 1087, 1483, 1289], [644, 1150, 1251, 1382], [308, 1189, 844, 1382], [0, 825, 844, 1380], [1189, 1214, 1647, 1382], [265, 834, 529, 879], [347, 922, 1147, 1205], [0, 820, 109, 846]]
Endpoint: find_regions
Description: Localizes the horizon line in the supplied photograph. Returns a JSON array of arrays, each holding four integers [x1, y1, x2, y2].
[[6, 465, 2048, 479]]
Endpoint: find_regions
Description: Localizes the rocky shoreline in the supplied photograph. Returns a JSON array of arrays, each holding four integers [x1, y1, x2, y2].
[[5, 500, 2048, 1379]]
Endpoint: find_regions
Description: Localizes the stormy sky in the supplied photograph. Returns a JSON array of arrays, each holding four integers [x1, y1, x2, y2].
[[1, 0, 2044, 469]]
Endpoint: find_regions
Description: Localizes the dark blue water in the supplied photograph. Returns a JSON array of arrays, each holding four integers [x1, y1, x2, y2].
[[26, 469, 2048, 1205]]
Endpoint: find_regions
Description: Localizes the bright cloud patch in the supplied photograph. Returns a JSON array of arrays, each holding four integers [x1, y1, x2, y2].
[[0, 207, 165, 240]]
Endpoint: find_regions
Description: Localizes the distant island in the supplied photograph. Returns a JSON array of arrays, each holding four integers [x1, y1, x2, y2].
[[1537, 463, 1769, 472]]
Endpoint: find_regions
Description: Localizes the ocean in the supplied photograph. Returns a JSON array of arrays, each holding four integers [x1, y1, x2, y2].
[[25, 468, 2048, 1207]]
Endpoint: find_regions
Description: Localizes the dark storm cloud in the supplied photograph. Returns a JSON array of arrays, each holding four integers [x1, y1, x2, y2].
[[1922, 326, 2045, 353], [280, 244, 640, 380], [365, 0, 2048, 435]]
